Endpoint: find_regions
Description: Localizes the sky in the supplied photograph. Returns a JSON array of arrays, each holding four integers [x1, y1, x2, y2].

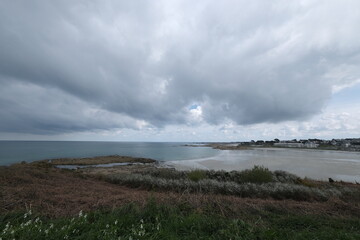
[[1, 0, 360, 142]]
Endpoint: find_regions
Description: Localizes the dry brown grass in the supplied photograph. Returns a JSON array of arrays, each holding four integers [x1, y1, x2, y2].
[[0, 163, 151, 217], [1, 163, 359, 219]]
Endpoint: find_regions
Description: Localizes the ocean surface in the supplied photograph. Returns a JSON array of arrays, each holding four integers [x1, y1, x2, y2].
[[0, 141, 219, 166]]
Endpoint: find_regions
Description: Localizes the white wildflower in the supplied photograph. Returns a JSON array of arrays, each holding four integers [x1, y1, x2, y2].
[[24, 220, 32, 226], [114, 220, 118, 225], [3, 222, 10, 234]]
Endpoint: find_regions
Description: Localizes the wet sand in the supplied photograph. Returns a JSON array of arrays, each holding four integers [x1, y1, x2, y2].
[[167, 148, 360, 182]]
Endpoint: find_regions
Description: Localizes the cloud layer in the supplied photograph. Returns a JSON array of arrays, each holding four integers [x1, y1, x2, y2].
[[1, 0, 360, 135]]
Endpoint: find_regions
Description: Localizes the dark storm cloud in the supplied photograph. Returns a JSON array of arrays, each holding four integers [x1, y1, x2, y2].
[[1, 0, 360, 134], [0, 80, 143, 134]]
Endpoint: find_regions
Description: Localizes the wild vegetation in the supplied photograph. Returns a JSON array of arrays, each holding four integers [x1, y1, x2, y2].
[[1, 199, 360, 240], [1, 162, 360, 239], [102, 166, 359, 202]]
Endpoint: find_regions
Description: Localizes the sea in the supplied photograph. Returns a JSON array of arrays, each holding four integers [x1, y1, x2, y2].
[[0, 141, 219, 166]]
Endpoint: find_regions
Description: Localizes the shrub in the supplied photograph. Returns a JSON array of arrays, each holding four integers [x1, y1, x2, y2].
[[238, 166, 273, 184], [187, 170, 207, 182]]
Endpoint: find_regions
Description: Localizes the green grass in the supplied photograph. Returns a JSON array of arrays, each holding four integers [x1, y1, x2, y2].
[[1, 200, 359, 240]]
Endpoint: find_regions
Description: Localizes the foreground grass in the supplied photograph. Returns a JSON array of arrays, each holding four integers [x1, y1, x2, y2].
[[1, 199, 359, 240]]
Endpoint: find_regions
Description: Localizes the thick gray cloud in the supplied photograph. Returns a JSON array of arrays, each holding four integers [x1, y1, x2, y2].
[[0, 79, 144, 134], [1, 0, 360, 134]]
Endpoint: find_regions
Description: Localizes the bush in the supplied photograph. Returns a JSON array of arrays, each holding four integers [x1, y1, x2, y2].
[[187, 170, 207, 182], [238, 166, 273, 184]]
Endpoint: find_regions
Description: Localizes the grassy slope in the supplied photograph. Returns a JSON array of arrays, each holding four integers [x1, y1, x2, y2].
[[1, 163, 360, 239]]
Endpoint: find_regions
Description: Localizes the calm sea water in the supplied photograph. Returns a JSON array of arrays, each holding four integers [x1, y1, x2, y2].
[[0, 141, 220, 166]]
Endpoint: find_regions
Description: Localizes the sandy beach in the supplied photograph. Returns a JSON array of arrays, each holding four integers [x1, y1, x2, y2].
[[167, 148, 360, 182]]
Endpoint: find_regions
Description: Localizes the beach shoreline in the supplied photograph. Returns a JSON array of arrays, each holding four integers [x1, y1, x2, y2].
[[167, 147, 360, 182]]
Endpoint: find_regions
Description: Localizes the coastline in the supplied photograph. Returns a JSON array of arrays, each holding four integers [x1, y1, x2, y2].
[[168, 147, 360, 182], [1, 155, 360, 239]]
